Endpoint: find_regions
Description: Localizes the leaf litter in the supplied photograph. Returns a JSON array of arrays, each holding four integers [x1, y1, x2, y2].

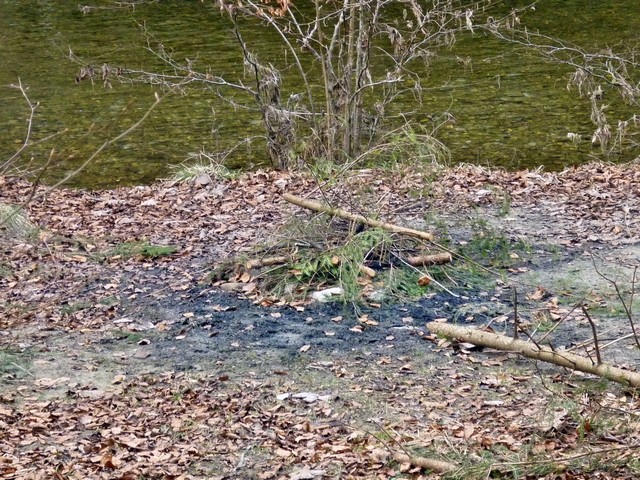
[[2, 162, 640, 478]]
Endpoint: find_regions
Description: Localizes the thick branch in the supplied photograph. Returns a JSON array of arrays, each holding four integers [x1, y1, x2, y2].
[[427, 322, 640, 388], [283, 193, 434, 242]]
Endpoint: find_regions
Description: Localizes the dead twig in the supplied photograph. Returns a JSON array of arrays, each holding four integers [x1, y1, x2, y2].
[[581, 305, 602, 366], [245, 256, 289, 269], [513, 286, 519, 339], [538, 293, 591, 344], [367, 420, 457, 474], [590, 253, 640, 349], [494, 443, 640, 468]]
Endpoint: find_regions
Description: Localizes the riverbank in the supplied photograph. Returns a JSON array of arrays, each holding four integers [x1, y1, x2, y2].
[[2, 162, 640, 479]]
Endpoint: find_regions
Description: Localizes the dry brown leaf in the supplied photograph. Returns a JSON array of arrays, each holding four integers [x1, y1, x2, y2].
[[274, 447, 292, 458], [358, 314, 378, 326]]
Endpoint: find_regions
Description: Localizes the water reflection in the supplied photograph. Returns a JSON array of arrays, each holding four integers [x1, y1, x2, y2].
[[0, 0, 639, 188]]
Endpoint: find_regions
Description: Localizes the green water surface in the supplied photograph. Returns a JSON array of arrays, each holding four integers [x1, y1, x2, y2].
[[1, 1, 639, 188]]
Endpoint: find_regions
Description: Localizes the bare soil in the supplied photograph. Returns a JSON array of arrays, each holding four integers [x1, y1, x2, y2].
[[1, 163, 640, 479]]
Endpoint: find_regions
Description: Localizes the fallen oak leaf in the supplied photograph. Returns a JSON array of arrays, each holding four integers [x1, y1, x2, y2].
[[527, 286, 548, 301], [100, 453, 121, 469], [274, 448, 292, 458], [258, 464, 281, 479], [358, 314, 378, 326]]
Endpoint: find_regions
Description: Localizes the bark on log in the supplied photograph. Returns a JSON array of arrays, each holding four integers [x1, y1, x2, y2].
[[407, 252, 452, 266], [427, 322, 640, 388], [283, 193, 434, 242]]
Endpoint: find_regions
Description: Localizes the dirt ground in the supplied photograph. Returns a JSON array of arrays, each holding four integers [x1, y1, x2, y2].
[[1, 163, 640, 479]]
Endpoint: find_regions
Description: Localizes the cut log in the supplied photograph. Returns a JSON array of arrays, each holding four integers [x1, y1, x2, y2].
[[359, 264, 376, 278], [393, 453, 456, 473], [245, 256, 289, 269], [283, 193, 434, 242], [427, 322, 640, 388], [407, 252, 452, 266]]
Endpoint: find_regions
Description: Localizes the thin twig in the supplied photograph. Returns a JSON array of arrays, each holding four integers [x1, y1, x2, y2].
[[10, 362, 35, 378], [513, 286, 519, 339], [581, 305, 602, 366], [35, 92, 165, 195], [493, 443, 640, 468], [590, 253, 640, 349]]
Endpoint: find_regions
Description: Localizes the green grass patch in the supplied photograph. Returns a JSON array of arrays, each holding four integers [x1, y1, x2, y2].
[[365, 124, 450, 169], [60, 300, 92, 316], [423, 218, 530, 292], [379, 267, 431, 300], [0, 263, 12, 278], [0, 347, 33, 380], [98, 296, 120, 307], [167, 148, 238, 184], [459, 219, 530, 268], [0, 203, 38, 241], [96, 241, 178, 261], [430, 260, 499, 291], [111, 329, 144, 343], [305, 157, 344, 184]]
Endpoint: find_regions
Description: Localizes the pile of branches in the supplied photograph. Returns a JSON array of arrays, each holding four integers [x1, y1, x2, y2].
[[211, 193, 452, 302]]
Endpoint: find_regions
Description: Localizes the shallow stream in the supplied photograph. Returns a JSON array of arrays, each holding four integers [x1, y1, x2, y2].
[[1, 0, 639, 188]]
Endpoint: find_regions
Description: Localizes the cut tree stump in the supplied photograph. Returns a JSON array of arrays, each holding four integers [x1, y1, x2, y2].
[[283, 193, 434, 242], [427, 322, 640, 388]]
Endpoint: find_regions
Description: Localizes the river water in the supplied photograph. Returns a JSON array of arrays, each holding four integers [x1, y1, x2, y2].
[[1, 1, 639, 188]]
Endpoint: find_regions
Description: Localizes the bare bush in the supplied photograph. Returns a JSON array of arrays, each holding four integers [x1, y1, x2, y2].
[[75, 0, 510, 169]]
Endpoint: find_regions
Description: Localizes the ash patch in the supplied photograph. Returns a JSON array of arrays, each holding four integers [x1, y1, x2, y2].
[[118, 283, 513, 373]]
